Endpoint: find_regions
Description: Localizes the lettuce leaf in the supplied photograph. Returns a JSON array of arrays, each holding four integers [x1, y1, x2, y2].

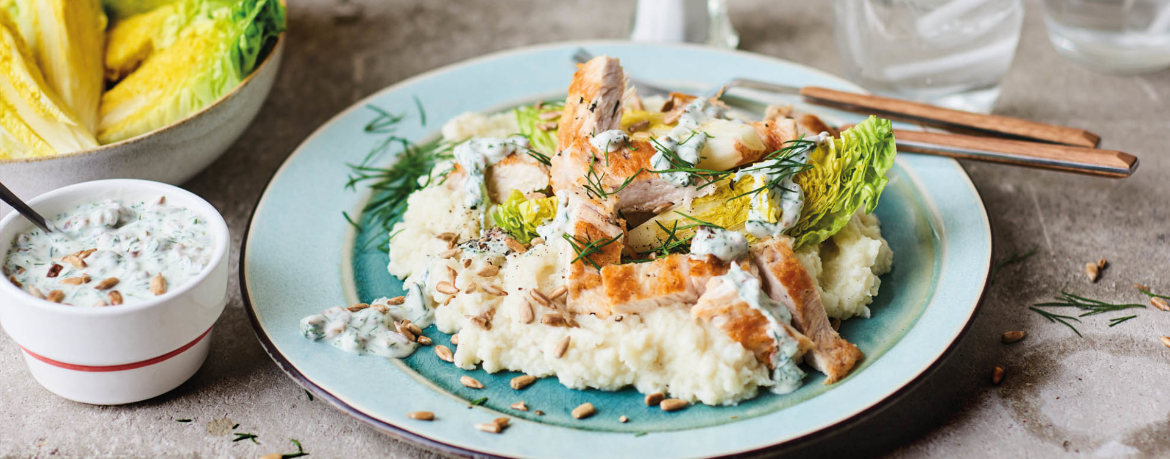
[[97, 0, 285, 144], [16, 0, 107, 132], [489, 190, 559, 244], [514, 104, 560, 159], [104, 0, 199, 82], [789, 115, 896, 249], [101, 0, 178, 22], [0, 14, 98, 158]]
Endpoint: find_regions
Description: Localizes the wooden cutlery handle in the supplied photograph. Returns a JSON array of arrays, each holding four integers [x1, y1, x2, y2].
[[893, 130, 1138, 178], [801, 86, 1101, 148]]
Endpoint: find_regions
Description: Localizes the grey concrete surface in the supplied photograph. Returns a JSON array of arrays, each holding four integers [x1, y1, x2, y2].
[[2, 0, 1168, 458]]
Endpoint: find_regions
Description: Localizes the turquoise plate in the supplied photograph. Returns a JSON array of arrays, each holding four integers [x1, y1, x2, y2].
[[242, 41, 991, 459]]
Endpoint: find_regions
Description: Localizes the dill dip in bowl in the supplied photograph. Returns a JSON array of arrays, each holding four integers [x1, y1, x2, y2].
[[0, 179, 229, 405]]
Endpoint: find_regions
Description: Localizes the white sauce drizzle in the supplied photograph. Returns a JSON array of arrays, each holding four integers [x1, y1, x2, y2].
[[453, 136, 530, 209], [589, 130, 629, 153], [718, 263, 805, 393], [299, 268, 435, 358], [535, 192, 571, 241], [650, 99, 724, 187], [4, 198, 214, 306], [689, 226, 747, 262], [736, 132, 827, 239]]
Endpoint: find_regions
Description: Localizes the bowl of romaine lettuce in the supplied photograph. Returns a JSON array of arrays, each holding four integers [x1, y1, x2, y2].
[[0, 0, 286, 212]]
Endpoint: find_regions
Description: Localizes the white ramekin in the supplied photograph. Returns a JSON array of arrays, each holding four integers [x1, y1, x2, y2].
[[0, 179, 230, 405]]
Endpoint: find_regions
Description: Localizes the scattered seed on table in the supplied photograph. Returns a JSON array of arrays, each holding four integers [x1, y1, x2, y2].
[[408, 411, 434, 421], [1161, 337, 1170, 349], [992, 366, 1005, 385], [572, 402, 595, 419], [1002, 331, 1026, 344], [1084, 263, 1099, 282], [1152, 298, 1170, 311]]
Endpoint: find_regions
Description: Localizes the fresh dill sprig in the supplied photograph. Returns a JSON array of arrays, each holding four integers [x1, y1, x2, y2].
[[524, 146, 552, 166], [1139, 288, 1170, 300], [233, 433, 260, 444], [581, 157, 641, 200], [1030, 291, 1147, 336], [344, 103, 454, 253], [674, 211, 722, 229], [991, 247, 1037, 279], [175, 419, 192, 423], [279, 439, 309, 459], [562, 233, 622, 269], [469, 397, 488, 406], [640, 212, 723, 257], [1034, 291, 1146, 317], [727, 139, 816, 202], [647, 135, 733, 189]]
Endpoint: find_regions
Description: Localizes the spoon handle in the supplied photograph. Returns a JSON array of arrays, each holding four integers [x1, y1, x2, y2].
[[0, 182, 52, 233]]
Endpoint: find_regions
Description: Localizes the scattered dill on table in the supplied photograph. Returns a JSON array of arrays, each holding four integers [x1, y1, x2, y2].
[[304, 389, 314, 401], [1139, 288, 1170, 300], [280, 439, 309, 458], [469, 397, 488, 407], [233, 433, 260, 444], [175, 418, 192, 423], [1030, 291, 1147, 336], [991, 247, 1038, 280]]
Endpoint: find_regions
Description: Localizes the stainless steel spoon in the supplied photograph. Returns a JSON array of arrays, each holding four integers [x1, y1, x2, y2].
[[0, 182, 52, 233]]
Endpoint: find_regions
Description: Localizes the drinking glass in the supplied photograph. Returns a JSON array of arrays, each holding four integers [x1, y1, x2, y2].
[[1043, 0, 1170, 74], [630, 0, 740, 49], [833, 0, 1025, 113]]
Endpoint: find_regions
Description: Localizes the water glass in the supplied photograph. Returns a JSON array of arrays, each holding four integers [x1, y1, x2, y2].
[[833, 0, 1025, 113], [629, 0, 740, 49], [1043, 0, 1170, 74]]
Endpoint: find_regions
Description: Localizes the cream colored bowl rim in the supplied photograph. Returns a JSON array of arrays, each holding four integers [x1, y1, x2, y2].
[[0, 32, 286, 166]]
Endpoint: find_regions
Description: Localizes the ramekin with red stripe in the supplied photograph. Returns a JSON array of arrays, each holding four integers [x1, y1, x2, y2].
[[0, 179, 229, 405]]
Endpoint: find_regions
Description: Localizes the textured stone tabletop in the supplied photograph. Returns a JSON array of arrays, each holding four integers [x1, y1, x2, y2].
[[2, 0, 1168, 458]]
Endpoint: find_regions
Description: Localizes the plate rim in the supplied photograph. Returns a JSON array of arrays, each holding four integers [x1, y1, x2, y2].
[[240, 39, 992, 459]]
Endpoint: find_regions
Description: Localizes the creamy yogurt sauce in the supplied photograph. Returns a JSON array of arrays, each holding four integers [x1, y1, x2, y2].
[[718, 263, 806, 394], [651, 99, 724, 187], [736, 133, 824, 238], [453, 136, 530, 209], [589, 129, 628, 153], [299, 271, 435, 358], [535, 192, 571, 241], [690, 226, 747, 262], [4, 197, 214, 307]]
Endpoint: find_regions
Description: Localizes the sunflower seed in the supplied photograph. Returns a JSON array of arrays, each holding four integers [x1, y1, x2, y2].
[[372, 303, 389, 313], [467, 314, 491, 330], [408, 411, 434, 421], [60, 275, 90, 286], [463, 258, 472, 268], [63, 255, 86, 269], [77, 248, 96, 259], [510, 375, 536, 390], [536, 121, 558, 131], [1135, 283, 1151, 291], [529, 289, 550, 307], [47, 290, 65, 303], [107, 291, 123, 306], [436, 232, 457, 242], [534, 410, 545, 416], [619, 415, 629, 423], [571, 403, 595, 419], [530, 237, 545, 246], [28, 287, 44, 300], [510, 401, 528, 411], [1097, 258, 1107, 269], [1002, 331, 1026, 344], [447, 266, 459, 281], [539, 111, 560, 120], [460, 375, 484, 389], [347, 303, 370, 312], [659, 399, 688, 412], [474, 422, 502, 433], [627, 120, 650, 133], [8, 276, 19, 288], [992, 366, 1005, 385], [554, 335, 570, 358], [477, 265, 499, 277], [465, 283, 478, 293], [482, 284, 506, 296], [46, 264, 63, 278], [549, 285, 567, 301], [504, 238, 527, 254], [94, 277, 120, 290], [1162, 336, 1170, 349], [439, 248, 462, 259], [541, 313, 569, 327], [450, 333, 460, 345], [1152, 298, 1170, 312], [151, 273, 167, 295], [416, 336, 432, 346], [394, 322, 416, 342], [1085, 263, 1099, 282], [436, 281, 459, 295], [405, 322, 423, 336], [435, 345, 454, 362], [644, 392, 665, 406], [517, 301, 534, 324], [493, 417, 510, 428]]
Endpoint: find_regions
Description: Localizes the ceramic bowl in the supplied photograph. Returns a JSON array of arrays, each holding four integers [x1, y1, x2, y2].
[[0, 36, 285, 217], [0, 179, 230, 405]]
